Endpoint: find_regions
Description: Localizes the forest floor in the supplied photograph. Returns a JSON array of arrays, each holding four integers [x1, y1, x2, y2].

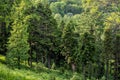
[[0, 54, 73, 80]]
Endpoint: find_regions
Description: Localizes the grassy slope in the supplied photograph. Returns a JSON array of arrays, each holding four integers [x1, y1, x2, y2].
[[0, 55, 71, 80], [0, 55, 107, 80]]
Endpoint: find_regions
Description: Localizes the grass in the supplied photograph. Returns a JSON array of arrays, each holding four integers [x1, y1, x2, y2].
[[0, 62, 73, 80], [0, 55, 107, 80], [0, 55, 73, 80]]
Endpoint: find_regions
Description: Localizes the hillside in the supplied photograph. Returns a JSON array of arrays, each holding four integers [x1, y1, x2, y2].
[[0, 55, 72, 80]]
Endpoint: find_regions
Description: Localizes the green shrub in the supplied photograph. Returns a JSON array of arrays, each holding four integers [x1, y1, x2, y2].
[[100, 76, 105, 80], [0, 62, 72, 80], [34, 62, 46, 72], [49, 76, 56, 80], [70, 73, 81, 80], [51, 62, 56, 69], [59, 67, 65, 73]]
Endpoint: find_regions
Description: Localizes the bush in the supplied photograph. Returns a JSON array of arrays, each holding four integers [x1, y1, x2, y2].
[[51, 62, 56, 69], [100, 76, 105, 80], [59, 67, 65, 73], [34, 62, 46, 72], [49, 76, 56, 80], [70, 73, 81, 80]]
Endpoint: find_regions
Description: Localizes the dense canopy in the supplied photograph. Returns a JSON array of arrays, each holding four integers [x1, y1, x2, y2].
[[0, 0, 120, 80]]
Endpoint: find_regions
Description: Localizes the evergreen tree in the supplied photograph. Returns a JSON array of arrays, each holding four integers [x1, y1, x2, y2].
[[104, 12, 120, 80], [24, 1, 57, 68], [6, 0, 30, 68], [0, 0, 14, 55], [61, 21, 79, 71]]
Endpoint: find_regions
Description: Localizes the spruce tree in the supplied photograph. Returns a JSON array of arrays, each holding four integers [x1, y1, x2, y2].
[[104, 12, 120, 80], [0, 0, 14, 55], [61, 21, 79, 71], [6, 0, 29, 68], [23, 1, 57, 68]]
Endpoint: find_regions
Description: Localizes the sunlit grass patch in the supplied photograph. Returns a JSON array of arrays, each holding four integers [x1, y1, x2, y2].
[[0, 62, 71, 80]]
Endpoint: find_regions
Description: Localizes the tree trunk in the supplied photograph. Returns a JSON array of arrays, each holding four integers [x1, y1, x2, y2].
[[114, 34, 120, 80], [18, 56, 20, 69], [36, 52, 38, 64], [29, 51, 32, 67], [28, 42, 32, 67], [71, 62, 76, 72], [105, 58, 109, 80], [47, 54, 51, 69], [82, 63, 86, 80]]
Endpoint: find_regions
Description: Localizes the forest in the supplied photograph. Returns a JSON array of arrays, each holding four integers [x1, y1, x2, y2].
[[0, 0, 120, 80]]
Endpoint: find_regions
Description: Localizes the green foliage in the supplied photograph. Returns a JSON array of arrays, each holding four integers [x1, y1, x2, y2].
[[103, 12, 120, 80], [0, 0, 14, 55], [0, 0, 120, 80], [50, 0, 82, 15], [80, 32, 95, 64], [0, 54, 6, 63], [49, 76, 56, 80], [0, 62, 72, 80], [25, 2, 58, 67], [6, 0, 30, 68], [70, 73, 81, 80], [54, 13, 62, 25], [61, 21, 79, 64], [50, 1, 66, 16]]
